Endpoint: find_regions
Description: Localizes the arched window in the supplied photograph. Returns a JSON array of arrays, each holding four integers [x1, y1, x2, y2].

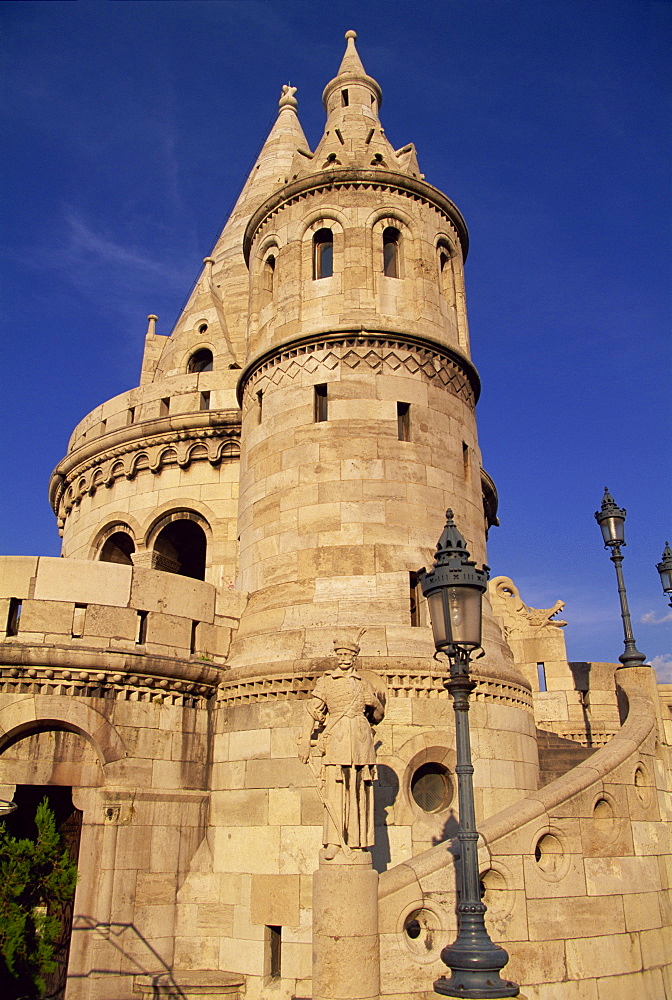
[[313, 229, 333, 279], [153, 519, 207, 580], [188, 349, 213, 373], [99, 531, 135, 565], [437, 241, 453, 298], [261, 254, 276, 307], [383, 227, 400, 278]]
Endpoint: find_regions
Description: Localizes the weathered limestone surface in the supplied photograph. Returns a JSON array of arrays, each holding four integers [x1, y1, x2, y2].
[[0, 29, 670, 1000]]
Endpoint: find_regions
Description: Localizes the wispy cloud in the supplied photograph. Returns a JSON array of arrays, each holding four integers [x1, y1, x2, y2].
[[640, 610, 672, 625], [651, 654, 672, 684], [62, 208, 185, 281]]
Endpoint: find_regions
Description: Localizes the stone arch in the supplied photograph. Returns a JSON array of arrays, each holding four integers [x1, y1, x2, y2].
[[90, 517, 141, 562], [255, 234, 282, 263], [299, 212, 346, 285], [181, 342, 216, 374], [297, 206, 349, 241], [254, 237, 280, 314], [0, 698, 127, 766], [145, 506, 213, 581], [369, 211, 413, 283], [366, 205, 415, 235]]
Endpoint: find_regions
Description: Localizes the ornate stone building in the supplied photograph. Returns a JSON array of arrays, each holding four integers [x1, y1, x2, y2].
[[1, 31, 670, 1000]]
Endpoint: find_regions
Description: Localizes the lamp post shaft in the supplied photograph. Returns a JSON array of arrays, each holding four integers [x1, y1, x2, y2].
[[434, 650, 519, 999], [450, 670, 480, 909], [419, 510, 518, 998], [609, 543, 646, 669]]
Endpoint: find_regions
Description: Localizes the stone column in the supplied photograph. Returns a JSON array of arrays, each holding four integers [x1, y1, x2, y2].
[[312, 851, 379, 1000]]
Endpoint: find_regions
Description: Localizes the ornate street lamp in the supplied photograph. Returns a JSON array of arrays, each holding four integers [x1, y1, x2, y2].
[[656, 542, 672, 608], [419, 510, 519, 999], [594, 489, 647, 669]]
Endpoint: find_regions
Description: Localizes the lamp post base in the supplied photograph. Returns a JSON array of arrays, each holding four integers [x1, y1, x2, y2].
[[434, 990, 523, 1000], [434, 921, 520, 998], [434, 978, 519, 999]]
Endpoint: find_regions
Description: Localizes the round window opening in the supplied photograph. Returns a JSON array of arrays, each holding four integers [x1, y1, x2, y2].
[[410, 762, 453, 813], [402, 908, 441, 959]]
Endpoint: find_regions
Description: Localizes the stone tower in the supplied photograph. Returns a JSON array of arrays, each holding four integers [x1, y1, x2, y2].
[[2, 29, 670, 1000]]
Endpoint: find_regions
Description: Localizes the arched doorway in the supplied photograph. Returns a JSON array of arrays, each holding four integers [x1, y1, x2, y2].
[[153, 518, 207, 580], [99, 531, 135, 565], [2, 784, 82, 1000]]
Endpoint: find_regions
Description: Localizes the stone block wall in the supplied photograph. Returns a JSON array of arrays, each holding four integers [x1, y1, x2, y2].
[[377, 666, 672, 999], [0, 556, 237, 664]]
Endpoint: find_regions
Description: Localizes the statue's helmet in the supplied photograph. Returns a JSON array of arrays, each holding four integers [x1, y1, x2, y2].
[[332, 627, 366, 655]]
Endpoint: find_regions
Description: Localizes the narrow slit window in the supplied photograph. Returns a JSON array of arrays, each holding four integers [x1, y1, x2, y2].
[[462, 442, 470, 478], [267, 925, 281, 979], [383, 226, 400, 278], [313, 229, 333, 279], [409, 572, 420, 627], [200, 391, 211, 411], [256, 390, 263, 424], [136, 610, 148, 645], [72, 604, 86, 638], [314, 383, 328, 423], [341, 89, 349, 107], [262, 254, 275, 306], [438, 241, 453, 298], [397, 402, 410, 441], [190, 620, 199, 655], [160, 397, 170, 417], [6, 598, 22, 637], [537, 663, 547, 692], [128, 407, 135, 425], [100, 419, 107, 434]]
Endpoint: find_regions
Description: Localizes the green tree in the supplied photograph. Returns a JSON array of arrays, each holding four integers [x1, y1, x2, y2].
[[0, 797, 78, 999]]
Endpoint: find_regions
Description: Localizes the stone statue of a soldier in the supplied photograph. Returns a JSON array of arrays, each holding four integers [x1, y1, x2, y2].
[[299, 630, 385, 860]]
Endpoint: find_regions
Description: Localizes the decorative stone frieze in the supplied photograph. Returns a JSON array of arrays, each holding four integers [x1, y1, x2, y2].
[[243, 169, 469, 262], [217, 665, 532, 711], [50, 411, 241, 517], [239, 331, 478, 410], [0, 642, 221, 708]]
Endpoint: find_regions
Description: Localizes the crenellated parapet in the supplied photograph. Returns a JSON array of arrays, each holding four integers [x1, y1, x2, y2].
[[0, 556, 243, 672]]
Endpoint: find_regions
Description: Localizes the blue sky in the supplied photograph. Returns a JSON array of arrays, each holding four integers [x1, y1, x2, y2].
[[1, 1, 670, 676]]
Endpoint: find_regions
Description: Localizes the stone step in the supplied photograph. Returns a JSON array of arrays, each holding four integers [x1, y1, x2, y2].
[[134, 971, 245, 999], [536, 727, 597, 787]]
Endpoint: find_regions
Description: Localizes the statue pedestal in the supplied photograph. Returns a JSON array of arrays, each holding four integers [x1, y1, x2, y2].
[[312, 850, 379, 1000]]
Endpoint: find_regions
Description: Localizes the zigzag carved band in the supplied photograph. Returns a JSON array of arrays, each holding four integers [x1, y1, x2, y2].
[[238, 332, 479, 410]]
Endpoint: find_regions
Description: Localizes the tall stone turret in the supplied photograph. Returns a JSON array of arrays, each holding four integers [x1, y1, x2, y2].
[[228, 34, 531, 818], [48, 78, 309, 593], [4, 29, 669, 1000]]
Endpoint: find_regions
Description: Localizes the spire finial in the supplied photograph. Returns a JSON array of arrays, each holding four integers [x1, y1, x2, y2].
[[323, 28, 382, 113], [279, 84, 298, 110], [336, 27, 367, 79]]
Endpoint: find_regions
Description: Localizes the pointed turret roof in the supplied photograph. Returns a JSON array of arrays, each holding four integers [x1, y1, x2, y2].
[[336, 29, 370, 82], [152, 88, 309, 374], [292, 30, 419, 180], [322, 29, 383, 110]]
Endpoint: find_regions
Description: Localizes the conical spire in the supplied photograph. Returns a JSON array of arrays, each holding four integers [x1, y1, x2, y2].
[[294, 30, 419, 180], [148, 88, 310, 377], [322, 29, 382, 113], [336, 29, 369, 81]]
